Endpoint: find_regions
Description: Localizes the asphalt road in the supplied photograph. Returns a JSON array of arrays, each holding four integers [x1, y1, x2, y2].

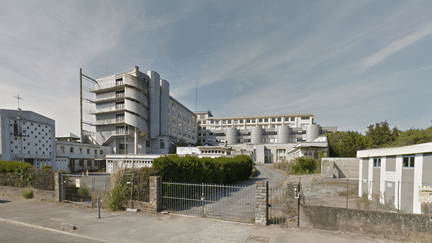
[[0, 220, 105, 243]]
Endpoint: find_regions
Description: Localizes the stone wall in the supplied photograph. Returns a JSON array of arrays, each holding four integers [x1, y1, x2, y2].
[[300, 205, 432, 241], [321, 158, 359, 179], [255, 180, 268, 225], [0, 186, 56, 202]]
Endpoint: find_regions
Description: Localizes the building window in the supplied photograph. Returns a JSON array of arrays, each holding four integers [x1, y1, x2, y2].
[[301, 116, 309, 120], [146, 140, 150, 147], [100, 150, 103, 154], [87, 149, 90, 154], [13, 122, 19, 136], [277, 118, 281, 122], [403, 156, 415, 168], [94, 149, 97, 155], [70, 147, 74, 153], [79, 148, 83, 154], [264, 118, 268, 122], [259, 119, 263, 122], [160, 140, 165, 149], [373, 158, 381, 167]]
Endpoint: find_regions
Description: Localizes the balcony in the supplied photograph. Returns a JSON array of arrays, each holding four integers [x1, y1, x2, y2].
[[93, 93, 125, 104], [92, 106, 125, 115], [95, 117, 125, 125]]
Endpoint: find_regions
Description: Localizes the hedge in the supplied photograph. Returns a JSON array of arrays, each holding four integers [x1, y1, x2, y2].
[[0, 160, 33, 173], [153, 155, 253, 184]]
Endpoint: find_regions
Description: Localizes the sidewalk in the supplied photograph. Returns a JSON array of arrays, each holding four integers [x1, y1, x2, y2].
[[0, 195, 403, 243]]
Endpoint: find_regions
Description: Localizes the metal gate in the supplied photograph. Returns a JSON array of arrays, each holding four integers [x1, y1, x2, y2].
[[162, 182, 255, 223], [61, 173, 110, 205], [268, 183, 299, 225]]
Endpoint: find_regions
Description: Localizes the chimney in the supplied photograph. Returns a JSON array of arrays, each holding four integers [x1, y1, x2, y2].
[[134, 66, 139, 73]]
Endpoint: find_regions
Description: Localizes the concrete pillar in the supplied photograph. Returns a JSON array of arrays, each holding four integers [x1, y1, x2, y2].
[[134, 127, 138, 154], [54, 172, 61, 202], [255, 180, 268, 225], [150, 176, 162, 212]]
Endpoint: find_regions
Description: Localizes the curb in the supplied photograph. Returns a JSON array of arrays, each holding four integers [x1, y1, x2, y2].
[[0, 218, 112, 243]]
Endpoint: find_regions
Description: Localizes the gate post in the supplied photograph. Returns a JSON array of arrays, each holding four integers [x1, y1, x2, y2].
[[54, 172, 62, 202], [255, 180, 268, 225], [150, 176, 162, 212]]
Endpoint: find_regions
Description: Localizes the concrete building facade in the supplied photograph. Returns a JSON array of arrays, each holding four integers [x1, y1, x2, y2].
[[357, 142, 432, 214], [0, 109, 56, 168], [90, 66, 196, 155], [194, 111, 336, 163], [55, 134, 111, 172]]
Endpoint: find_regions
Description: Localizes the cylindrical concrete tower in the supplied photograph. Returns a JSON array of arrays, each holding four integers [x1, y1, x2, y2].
[[306, 124, 321, 142], [226, 127, 237, 145], [277, 125, 291, 143], [251, 126, 263, 144]]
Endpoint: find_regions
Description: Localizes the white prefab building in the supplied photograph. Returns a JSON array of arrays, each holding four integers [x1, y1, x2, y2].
[[177, 146, 234, 158], [0, 109, 56, 168], [106, 154, 161, 173], [357, 142, 432, 214]]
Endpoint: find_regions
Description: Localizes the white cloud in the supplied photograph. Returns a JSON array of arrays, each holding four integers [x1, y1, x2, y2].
[[359, 23, 432, 73]]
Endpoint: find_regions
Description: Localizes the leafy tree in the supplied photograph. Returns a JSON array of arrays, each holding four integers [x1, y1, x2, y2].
[[366, 121, 398, 148], [328, 131, 369, 157]]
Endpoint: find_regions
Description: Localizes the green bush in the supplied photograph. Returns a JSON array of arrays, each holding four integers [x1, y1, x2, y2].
[[289, 157, 317, 174], [41, 164, 52, 170], [153, 155, 253, 184], [0, 160, 33, 173], [22, 188, 33, 199], [105, 169, 129, 211]]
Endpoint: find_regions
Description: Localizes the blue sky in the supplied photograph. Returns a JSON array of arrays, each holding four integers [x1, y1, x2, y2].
[[1, 0, 432, 136]]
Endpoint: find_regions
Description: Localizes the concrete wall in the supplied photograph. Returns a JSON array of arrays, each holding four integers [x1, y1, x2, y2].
[[321, 158, 359, 179], [300, 205, 432, 241]]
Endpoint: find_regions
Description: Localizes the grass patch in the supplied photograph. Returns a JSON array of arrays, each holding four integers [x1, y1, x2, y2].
[[22, 188, 33, 199]]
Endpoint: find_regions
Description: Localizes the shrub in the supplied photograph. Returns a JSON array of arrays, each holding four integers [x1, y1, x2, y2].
[[153, 155, 253, 184], [289, 157, 317, 174], [41, 164, 52, 170], [105, 169, 130, 211], [22, 188, 33, 199], [0, 160, 33, 173]]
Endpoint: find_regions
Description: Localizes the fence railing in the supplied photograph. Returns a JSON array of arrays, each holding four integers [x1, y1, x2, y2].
[[162, 181, 255, 223]]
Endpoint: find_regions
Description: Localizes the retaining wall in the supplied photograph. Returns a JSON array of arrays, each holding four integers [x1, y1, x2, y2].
[[300, 205, 432, 241], [321, 158, 359, 179]]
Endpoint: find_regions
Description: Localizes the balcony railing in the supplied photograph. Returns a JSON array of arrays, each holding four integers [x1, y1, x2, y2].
[[95, 117, 125, 125], [93, 106, 124, 114]]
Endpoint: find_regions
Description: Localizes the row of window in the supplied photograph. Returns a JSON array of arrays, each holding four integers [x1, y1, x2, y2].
[[373, 156, 415, 168], [60, 146, 103, 155], [201, 117, 309, 125]]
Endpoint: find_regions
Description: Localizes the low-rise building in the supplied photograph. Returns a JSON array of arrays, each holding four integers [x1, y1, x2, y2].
[[55, 133, 112, 172], [357, 142, 432, 214], [0, 109, 56, 168]]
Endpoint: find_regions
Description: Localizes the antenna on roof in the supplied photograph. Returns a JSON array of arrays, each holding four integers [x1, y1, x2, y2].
[[14, 95, 23, 110]]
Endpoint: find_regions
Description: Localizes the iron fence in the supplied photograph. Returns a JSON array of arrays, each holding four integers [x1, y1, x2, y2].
[[162, 182, 255, 223], [61, 173, 110, 206]]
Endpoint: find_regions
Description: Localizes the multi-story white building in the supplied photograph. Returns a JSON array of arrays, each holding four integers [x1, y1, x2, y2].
[[194, 111, 337, 163], [89, 66, 196, 155], [0, 109, 56, 168]]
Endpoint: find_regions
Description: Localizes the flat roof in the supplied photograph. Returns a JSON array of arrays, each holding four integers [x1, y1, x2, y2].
[[357, 142, 432, 158], [202, 114, 314, 120]]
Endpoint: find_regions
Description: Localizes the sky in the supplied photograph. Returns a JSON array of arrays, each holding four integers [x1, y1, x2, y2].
[[1, 0, 432, 136]]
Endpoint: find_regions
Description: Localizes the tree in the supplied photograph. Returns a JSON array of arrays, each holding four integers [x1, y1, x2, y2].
[[176, 139, 188, 147], [328, 131, 368, 157], [366, 121, 398, 148]]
